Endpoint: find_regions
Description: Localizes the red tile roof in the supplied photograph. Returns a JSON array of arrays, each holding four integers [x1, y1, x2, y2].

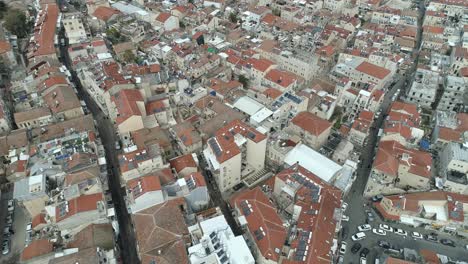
[[55, 193, 104, 222], [156, 12, 171, 23], [0, 41, 11, 54], [127, 174, 162, 199], [30, 4, 59, 57], [386, 257, 416, 264], [38, 75, 69, 93], [169, 154, 198, 173], [145, 98, 167, 115], [423, 25, 444, 34], [245, 58, 275, 72], [31, 213, 47, 229], [373, 140, 432, 178], [112, 89, 144, 125], [21, 239, 54, 261], [132, 198, 189, 264], [230, 187, 287, 262], [210, 119, 267, 163], [315, 45, 335, 57], [263, 87, 283, 99], [93, 6, 120, 21], [265, 69, 300, 88], [351, 110, 374, 133], [276, 165, 342, 264], [437, 113, 468, 143], [355, 61, 391, 79], [291, 112, 332, 136]]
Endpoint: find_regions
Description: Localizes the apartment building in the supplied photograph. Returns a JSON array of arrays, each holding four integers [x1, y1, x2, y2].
[[288, 111, 332, 150], [63, 14, 88, 45], [204, 120, 267, 193], [349, 110, 374, 146], [438, 143, 468, 195], [437, 76, 466, 111], [405, 69, 440, 109]]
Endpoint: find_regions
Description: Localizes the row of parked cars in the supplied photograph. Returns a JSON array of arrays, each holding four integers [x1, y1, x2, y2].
[[2, 200, 15, 255]]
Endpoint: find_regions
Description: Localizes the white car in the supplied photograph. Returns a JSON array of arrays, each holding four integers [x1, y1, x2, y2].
[[394, 228, 407, 236], [339, 242, 347, 254], [379, 224, 393, 232], [342, 215, 349, 222], [411, 231, 423, 239], [341, 202, 348, 212], [358, 224, 372, 232], [352, 232, 366, 241], [7, 200, 14, 212], [360, 257, 367, 264], [372, 228, 386, 236], [26, 223, 32, 232]]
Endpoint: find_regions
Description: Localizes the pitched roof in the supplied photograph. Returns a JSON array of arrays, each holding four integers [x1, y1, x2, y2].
[[127, 174, 162, 199], [93, 6, 120, 21], [21, 239, 54, 261], [30, 4, 59, 57], [373, 140, 432, 178], [112, 89, 144, 125], [230, 187, 287, 262], [156, 12, 171, 22], [172, 121, 201, 147], [265, 69, 300, 88], [43, 85, 82, 114], [291, 112, 332, 136], [55, 193, 104, 222], [169, 154, 198, 173], [245, 58, 275, 72], [0, 41, 11, 54], [132, 198, 189, 264], [67, 223, 114, 250], [355, 61, 391, 79], [31, 213, 47, 229], [209, 119, 267, 163]]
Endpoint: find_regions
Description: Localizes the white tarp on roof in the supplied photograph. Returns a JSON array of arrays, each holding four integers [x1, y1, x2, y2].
[[251, 107, 273, 123], [284, 144, 342, 183], [233, 96, 264, 116]]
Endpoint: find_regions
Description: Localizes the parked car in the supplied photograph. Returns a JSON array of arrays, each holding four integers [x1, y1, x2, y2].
[[337, 255, 344, 264], [365, 210, 375, 222], [411, 232, 423, 239], [424, 234, 438, 242], [360, 257, 367, 264], [440, 239, 455, 247], [360, 248, 370, 258], [114, 141, 121, 150], [2, 241, 9, 255], [378, 240, 391, 249], [342, 215, 350, 222], [379, 224, 393, 232], [358, 224, 372, 232], [339, 242, 347, 254], [341, 226, 349, 240], [352, 232, 366, 241], [394, 228, 407, 236], [341, 202, 348, 212], [26, 222, 32, 232], [7, 200, 14, 212], [372, 228, 386, 236], [351, 243, 362, 254]]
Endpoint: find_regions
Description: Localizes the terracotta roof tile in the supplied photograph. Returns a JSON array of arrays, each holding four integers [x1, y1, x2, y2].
[[355, 61, 391, 79], [291, 112, 332, 136], [0, 41, 11, 54], [21, 239, 54, 261], [230, 187, 287, 262], [265, 69, 301, 88], [55, 193, 104, 222], [112, 89, 144, 125], [93, 6, 120, 21], [156, 12, 171, 22], [169, 154, 198, 173]]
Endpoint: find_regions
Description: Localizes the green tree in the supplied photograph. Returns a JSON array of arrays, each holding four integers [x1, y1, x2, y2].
[[229, 12, 238, 23], [0, 1, 7, 19], [122, 50, 136, 63], [179, 20, 186, 29], [4, 9, 28, 38], [238, 75, 249, 89], [106, 28, 126, 44], [272, 8, 281, 17]]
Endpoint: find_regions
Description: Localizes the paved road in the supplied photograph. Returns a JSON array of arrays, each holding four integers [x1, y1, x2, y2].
[[57, 30, 139, 263], [337, 1, 468, 263]]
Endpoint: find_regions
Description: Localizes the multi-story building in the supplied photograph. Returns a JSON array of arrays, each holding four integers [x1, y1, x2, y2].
[[405, 69, 440, 109], [437, 76, 466, 111], [349, 110, 374, 146], [63, 13, 88, 44], [204, 120, 267, 193], [288, 111, 332, 150], [438, 143, 468, 195]]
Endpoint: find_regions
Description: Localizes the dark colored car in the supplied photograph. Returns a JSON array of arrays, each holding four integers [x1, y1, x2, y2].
[[378, 240, 391, 249], [365, 210, 375, 222], [371, 195, 383, 202], [440, 239, 455, 247], [351, 243, 362, 254], [360, 248, 370, 257], [341, 226, 349, 240]]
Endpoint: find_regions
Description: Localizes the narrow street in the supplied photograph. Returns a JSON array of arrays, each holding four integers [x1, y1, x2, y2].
[[197, 155, 243, 236], [57, 30, 140, 263]]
